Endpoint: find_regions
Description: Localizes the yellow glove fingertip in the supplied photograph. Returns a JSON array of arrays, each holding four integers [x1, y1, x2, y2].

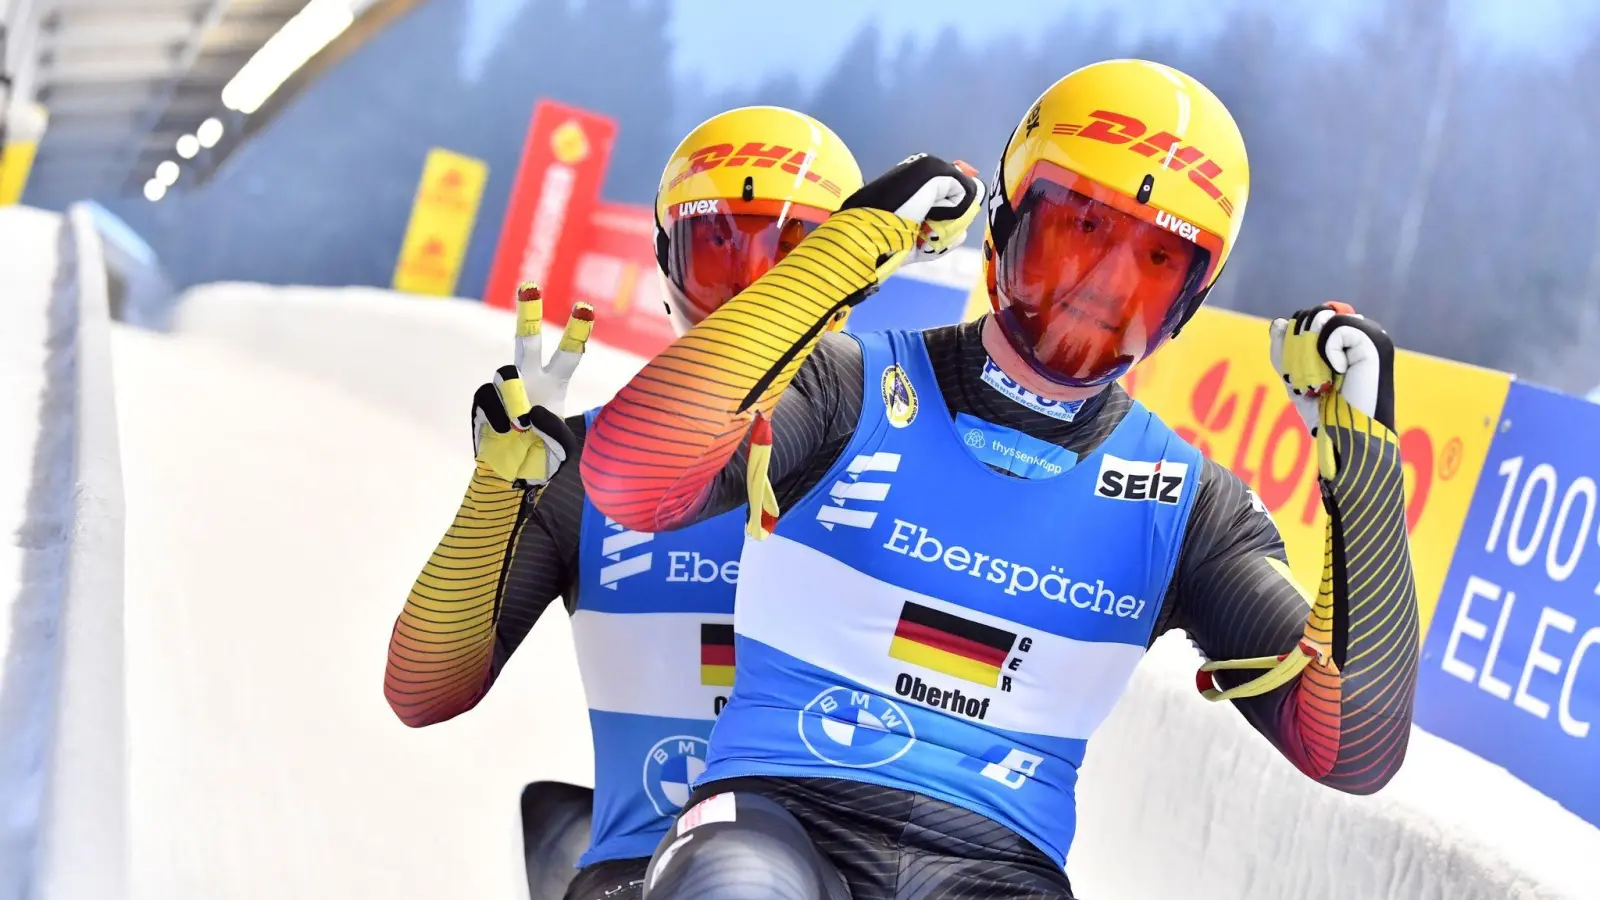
[[515, 283, 543, 340], [557, 302, 595, 353]]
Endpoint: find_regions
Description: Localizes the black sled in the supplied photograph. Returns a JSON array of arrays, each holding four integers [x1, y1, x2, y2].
[[520, 781, 595, 900]]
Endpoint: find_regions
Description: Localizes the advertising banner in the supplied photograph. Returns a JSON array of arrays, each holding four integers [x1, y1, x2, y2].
[[484, 100, 616, 311], [1415, 380, 1600, 826], [391, 147, 488, 297], [1122, 306, 1510, 634]]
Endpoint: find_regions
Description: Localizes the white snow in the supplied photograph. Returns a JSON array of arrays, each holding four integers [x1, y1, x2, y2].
[[168, 282, 649, 432], [111, 323, 594, 899], [0, 206, 66, 893], [1071, 634, 1600, 900]]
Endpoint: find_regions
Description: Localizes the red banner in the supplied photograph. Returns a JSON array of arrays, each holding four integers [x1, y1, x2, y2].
[[484, 100, 617, 312], [566, 202, 679, 358]]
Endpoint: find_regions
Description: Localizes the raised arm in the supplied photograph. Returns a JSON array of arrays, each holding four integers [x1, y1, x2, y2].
[[580, 155, 983, 532], [383, 437, 589, 726], [383, 287, 593, 726], [1179, 306, 1419, 792]]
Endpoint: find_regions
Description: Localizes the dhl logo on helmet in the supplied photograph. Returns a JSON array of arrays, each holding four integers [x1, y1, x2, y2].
[[666, 142, 845, 197], [1054, 110, 1235, 218]]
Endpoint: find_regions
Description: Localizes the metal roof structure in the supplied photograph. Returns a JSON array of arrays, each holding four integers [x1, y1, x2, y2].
[[5, 0, 405, 209]]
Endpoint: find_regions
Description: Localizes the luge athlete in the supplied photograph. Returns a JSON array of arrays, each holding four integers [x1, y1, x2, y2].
[[580, 60, 1420, 899], [383, 107, 873, 900]]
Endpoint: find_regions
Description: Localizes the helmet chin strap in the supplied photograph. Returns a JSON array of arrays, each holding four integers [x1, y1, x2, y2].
[[979, 315, 1106, 404]]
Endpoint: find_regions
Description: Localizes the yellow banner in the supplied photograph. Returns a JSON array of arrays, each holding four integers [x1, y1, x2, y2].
[[392, 148, 488, 297], [0, 102, 48, 206], [1122, 307, 1510, 634]]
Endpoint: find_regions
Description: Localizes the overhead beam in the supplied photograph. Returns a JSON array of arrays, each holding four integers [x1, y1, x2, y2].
[[39, 49, 186, 84], [35, 133, 188, 158], [37, 86, 162, 117], [37, 14, 199, 50], [40, 120, 152, 143]]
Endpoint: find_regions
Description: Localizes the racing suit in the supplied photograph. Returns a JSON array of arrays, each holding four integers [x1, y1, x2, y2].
[[384, 409, 746, 900], [577, 207, 1420, 899]]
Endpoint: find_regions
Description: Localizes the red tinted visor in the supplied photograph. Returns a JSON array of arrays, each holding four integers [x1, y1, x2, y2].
[[992, 161, 1222, 386], [663, 199, 830, 324]]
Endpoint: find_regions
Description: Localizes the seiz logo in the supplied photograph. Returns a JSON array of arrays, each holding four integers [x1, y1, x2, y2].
[[1053, 110, 1235, 218], [598, 517, 653, 588], [1154, 209, 1201, 243], [677, 199, 721, 218], [816, 452, 901, 531], [666, 142, 845, 196], [1095, 455, 1189, 505]]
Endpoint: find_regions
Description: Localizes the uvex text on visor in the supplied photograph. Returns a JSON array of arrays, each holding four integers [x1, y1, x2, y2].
[[989, 160, 1223, 387], [662, 198, 832, 325]]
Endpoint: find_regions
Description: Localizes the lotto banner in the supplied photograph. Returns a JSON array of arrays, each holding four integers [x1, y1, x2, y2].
[[391, 147, 488, 297], [1121, 306, 1511, 635], [484, 100, 617, 312], [1415, 381, 1600, 827]]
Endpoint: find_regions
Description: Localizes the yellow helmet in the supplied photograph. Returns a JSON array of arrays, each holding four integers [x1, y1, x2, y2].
[[983, 59, 1250, 386], [654, 106, 863, 332]]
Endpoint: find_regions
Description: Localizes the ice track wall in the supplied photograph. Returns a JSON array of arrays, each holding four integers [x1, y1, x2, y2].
[[0, 204, 129, 900]]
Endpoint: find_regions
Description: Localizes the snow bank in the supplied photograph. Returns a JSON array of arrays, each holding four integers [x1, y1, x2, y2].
[[0, 205, 65, 898]]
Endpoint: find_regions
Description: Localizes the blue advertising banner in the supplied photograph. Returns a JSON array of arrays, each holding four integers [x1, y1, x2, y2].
[[1416, 380, 1600, 826]]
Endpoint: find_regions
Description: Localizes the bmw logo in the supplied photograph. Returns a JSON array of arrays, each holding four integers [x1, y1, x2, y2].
[[797, 686, 916, 769], [642, 735, 709, 815]]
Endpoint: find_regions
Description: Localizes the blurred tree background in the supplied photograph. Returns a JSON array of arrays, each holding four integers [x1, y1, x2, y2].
[[102, 0, 1600, 392]]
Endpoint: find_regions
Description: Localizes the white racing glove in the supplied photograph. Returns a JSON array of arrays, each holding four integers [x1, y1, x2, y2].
[[839, 152, 986, 276], [472, 283, 595, 488], [1269, 302, 1397, 476]]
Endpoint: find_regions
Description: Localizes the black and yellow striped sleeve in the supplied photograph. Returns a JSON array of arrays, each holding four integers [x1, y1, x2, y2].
[[579, 208, 919, 532], [383, 417, 588, 727]]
